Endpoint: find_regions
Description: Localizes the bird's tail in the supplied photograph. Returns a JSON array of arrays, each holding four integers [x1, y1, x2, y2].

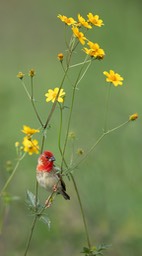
[[60, 190, 70, 200]]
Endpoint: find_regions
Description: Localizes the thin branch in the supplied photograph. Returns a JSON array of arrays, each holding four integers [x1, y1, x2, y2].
[[0, 153, 26, 197]]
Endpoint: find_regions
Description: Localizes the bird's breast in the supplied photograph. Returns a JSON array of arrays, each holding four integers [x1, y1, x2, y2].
[[36, 171, 60, 191]]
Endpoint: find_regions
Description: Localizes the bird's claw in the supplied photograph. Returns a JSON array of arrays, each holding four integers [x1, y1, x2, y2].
[[53, 184, 57, 192]]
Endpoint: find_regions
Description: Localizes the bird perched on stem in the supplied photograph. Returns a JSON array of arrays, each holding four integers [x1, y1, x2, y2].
[[36, 151, 70, 201]]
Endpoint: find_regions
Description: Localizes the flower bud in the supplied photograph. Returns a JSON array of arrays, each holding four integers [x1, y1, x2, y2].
[[77, 148, 84, 155], [15, 142, 20, 147], [57, 53, 64, 62], [129, 113, 138, 121], [29, 69, 35, 77], [17, 72, 24, 80]]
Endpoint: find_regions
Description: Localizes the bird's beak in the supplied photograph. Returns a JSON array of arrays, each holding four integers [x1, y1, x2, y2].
[[49, 156, 55, 162]]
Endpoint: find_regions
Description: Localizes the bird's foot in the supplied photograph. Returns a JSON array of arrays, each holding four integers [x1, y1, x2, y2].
[[52, 184, 57, 192]]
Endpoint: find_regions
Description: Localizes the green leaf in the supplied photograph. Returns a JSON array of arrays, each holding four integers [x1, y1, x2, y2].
[[81, 244, 111, 256], [82, 247, 90, 253], [26, 190, 42, 213], [27, 190, 37, 207], [39, 215, 51, 229]]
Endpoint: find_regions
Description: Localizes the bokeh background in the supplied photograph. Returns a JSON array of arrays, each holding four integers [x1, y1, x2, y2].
[[0, 0, 142, 255]]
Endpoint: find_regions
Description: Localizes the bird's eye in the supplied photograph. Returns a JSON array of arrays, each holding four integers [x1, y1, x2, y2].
[[46, 156, 49, 159]]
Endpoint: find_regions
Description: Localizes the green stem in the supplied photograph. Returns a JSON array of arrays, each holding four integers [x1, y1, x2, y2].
[[70, 173, 91, 249], [21, 80, 31, 99], [30, 77, 44, 127], [59, 149, 91, 248], [58, 104, 63, 157], [31, 99, 43, 127], [107, 119, 130, 133], [31, 77, 34, 100], [24, 189, 57, 256], [104, 83, 111, 132], [69, 59, 92, 68], [76, 59, 91, 87], [61, 58, 89, 170], [0, 153, 26, 197], [24, 215, 38, 256], [69, 119, 130, 172], [60, 85, 76, 170], [58, 56, 93, 249], [40, 130, 46, 154], [58, 108, 91, 248]]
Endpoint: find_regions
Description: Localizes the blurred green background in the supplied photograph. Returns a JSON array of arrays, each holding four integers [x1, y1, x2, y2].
[[0, 0, 142, 255]]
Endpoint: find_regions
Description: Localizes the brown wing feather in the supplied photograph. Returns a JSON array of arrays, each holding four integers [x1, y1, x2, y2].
[[57, 173, 66, 191]]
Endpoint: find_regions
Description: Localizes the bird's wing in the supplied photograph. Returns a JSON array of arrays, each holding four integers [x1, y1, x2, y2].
[[57, 173, 66, 191], [53, 166, 66, 191]]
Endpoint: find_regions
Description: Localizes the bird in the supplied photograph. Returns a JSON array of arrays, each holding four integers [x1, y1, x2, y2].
[[36, 150, 70, 201]]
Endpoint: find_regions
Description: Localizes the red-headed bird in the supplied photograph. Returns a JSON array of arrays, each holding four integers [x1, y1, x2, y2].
[[36, 151, 70, 200]]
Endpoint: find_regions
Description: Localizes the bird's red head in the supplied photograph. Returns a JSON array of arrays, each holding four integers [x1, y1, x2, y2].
[[36, 150, 55, 172]]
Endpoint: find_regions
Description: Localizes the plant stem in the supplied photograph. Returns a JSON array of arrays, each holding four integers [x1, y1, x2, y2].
[[58, 55, 93, 249], [107, 119, 130, 133], [24, 189, 57, 256], [24, 215, 38, 256], [70, 173, 91, 249], [69, 119, 130, 171], [21, 80, 31, 99], [69, 59, 92, 68], [58, 104, 63, 158], [61, 57, 89, 170], [58, 109, 91, 248], [0, 154, 26, 197], [104, 83, 111, 132], [30, 77, 44, 127], [76, 60, 91, 88], [31, 100, 43, 127]]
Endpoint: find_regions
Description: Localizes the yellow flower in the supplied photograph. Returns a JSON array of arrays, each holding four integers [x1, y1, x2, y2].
[[78, 14, 92, 29], [29, 69, 35, 77], [22, 137, 39, 155], [87, 13, 104, 27], [103, 70, 124, 86], [58, 14, 76, 25], [72, 26, 86, 45], [45, 87, 66, 103], [84, 41, 105, 59], [17, 72, 25, 79], [57, 53, 64, 61], [22, 125, 40, 136], [129, 113, 138, 121]]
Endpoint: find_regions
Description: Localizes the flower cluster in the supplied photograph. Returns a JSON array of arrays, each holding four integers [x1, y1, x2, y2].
[[58, 13, 105, 60], [58, 13, 104, 28], [22, 125, 40, 155], [58, 14, 124, 86]]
